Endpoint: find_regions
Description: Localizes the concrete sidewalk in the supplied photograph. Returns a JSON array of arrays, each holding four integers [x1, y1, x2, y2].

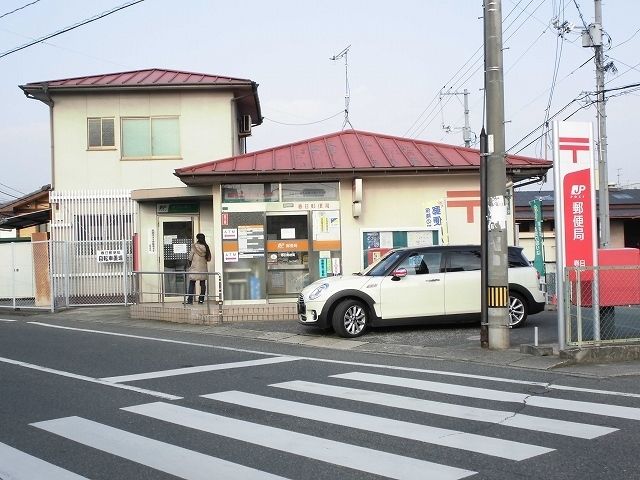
[[6, 305, 640, 377]]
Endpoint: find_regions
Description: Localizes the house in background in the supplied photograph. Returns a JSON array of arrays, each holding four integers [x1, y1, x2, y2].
[[515, 187, 640, 274], [19, 68, 262, 305], [0, 185, 51, 240]]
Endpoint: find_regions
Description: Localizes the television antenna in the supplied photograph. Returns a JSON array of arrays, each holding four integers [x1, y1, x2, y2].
[[330, 45, 354, 129]]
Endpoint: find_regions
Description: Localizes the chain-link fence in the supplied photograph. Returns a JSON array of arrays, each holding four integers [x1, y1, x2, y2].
[[564, 265, 640, 346]]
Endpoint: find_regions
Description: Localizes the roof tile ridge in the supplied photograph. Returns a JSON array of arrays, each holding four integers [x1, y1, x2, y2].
[[350, 130, 376, 168], [409, 138, 431, 166], [137, 69, 156, 84], [322, 137, 336, 168], [391, 137, 415, 167], [337, 133, 354, 168], [306, 141, 315, 170], [371, 134, 397, 167]]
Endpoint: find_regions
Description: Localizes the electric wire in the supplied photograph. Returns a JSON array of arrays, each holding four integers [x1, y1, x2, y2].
[[0, 0, 40, 20], [0, 0, 144, 59], [264, 110, 344, 126], [0, 182, 25, 195]]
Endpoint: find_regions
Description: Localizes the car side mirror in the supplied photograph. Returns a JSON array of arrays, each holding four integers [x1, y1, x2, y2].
[[391, 267, 408, 281]]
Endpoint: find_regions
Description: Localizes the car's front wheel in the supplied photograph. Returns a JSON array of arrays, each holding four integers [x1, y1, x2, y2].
[[332, 299, 368, 338], [508, 292, 528, 328]]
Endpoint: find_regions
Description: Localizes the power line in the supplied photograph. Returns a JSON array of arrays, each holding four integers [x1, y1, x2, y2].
[[264, 111, 344, 126], [0, 189, 20, 200], [0, 0, 144, 59], [0, 0, 40, 20], [0, 182, 25, 195]]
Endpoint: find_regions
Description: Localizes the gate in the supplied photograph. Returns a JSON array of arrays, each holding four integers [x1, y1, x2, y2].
[[51, 239, 134, 307]]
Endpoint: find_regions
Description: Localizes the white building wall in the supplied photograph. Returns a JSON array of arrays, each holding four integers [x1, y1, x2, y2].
[[52, 90, 236, 190]]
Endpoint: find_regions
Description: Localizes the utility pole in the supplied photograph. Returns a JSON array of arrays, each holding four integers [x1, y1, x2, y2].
[[582, 1, 609, 247], [440, 89, 472, 147], [483, 0, 510, 349]]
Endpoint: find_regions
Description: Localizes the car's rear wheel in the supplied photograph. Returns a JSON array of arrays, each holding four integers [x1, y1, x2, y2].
[[332, 299, 368, 338], [508, 292, 528, 328]]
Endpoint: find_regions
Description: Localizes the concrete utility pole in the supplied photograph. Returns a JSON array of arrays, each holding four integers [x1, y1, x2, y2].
[[594, 0, 610, 248], [483, 0, 510, 350]]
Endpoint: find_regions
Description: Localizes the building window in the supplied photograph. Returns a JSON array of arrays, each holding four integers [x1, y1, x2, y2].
[[222, 183, 280, 203], [281, 182, 339, 201], [121, 116, 180, 159], [87, 118, 115, 149]]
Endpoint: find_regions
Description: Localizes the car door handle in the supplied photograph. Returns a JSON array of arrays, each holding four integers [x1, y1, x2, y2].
[[425, 278, 440, 282]]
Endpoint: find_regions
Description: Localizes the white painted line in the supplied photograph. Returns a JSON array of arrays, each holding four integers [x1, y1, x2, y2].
[[203, 390, 553, 461], [124, 402, 476, 480], [0, 442, 88, 480], [272, 381, 617, 440], [0, 318, 17, 322], [28, 321, 293, 357], [0, 356, 181, 400], [27, 321, 640, 400], [334, 372, 640, 421], [101, 357, 300, 383], [32, 416, 288, 480]]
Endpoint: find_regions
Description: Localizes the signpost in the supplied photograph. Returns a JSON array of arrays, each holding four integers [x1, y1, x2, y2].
[[553, 121, 599, 347]]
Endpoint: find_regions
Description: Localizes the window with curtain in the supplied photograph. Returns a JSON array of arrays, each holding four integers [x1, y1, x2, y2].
[[121, 116, 180, 159]]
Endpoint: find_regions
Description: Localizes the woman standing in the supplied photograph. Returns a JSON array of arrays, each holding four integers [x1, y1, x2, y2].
[[186, 233, 211, 304]]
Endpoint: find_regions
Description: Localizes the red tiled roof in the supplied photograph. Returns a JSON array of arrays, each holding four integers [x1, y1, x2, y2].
[[20, 68, 262, 125], [176, 130, 551, 181], [22, 68, 254, 89]]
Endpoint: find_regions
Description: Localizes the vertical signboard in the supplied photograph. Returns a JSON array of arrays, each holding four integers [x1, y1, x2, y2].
[[529, 198, 546, 277], [553, 121, 598, 345]]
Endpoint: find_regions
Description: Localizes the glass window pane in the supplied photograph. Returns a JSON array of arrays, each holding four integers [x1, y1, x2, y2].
[[122, 118, 151, 157], [88, 118, 101, 147], [151, 117, 180, 156], [102, 118, 115, 146], [281, 182, 339, 201], [222, 183, 279, 203]]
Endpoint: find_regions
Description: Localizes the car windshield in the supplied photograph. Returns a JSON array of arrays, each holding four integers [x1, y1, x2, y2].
[[361, 250, 405, 276]]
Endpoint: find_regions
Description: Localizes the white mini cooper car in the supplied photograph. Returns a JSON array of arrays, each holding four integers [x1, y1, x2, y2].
[[298, 245, 546, 338]]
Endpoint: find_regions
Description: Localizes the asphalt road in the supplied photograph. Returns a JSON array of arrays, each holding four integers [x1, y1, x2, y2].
[[2, 315, 640, 480]]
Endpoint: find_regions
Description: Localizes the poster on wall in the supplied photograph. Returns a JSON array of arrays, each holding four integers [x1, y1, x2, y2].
[[407, 231, 434, 247], [147, 228, 156, 254], [312, 211, 340, 240], [238, 225, 265, 258], [224, 251, 239, 263]]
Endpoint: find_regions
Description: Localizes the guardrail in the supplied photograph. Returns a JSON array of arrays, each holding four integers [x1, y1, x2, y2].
[[132, 271, 223, 318]]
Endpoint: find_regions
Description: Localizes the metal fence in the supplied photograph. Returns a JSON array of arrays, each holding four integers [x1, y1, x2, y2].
[[0, 240, 53, 310], [0, 239, 134, 310], [564, 265, 640, 346], [132, 270, 223, 316]]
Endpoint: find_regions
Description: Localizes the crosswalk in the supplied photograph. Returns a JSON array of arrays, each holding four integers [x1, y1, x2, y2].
[[4, 367, 640, 479]]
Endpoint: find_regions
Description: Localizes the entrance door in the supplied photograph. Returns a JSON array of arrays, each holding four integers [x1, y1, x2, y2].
[[265, 213, 310, 297], [159, 216, 196, 300]]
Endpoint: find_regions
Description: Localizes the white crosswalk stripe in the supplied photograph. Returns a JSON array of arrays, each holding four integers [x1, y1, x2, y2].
[[13, 364, 640, 479], [202, 390, 554, 460], [0, 442, 89, 480], [123, 401, 477, 480], [332, 372, 640, 421], [272, 380, 617, 439], [31, 416, 290, 480]]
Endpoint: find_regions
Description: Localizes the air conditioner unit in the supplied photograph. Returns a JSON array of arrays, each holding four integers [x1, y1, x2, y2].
[[239, 115, 252, 137]]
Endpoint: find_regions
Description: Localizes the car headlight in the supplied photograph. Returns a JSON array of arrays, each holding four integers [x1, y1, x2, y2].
[[308, 283, 329, 300]]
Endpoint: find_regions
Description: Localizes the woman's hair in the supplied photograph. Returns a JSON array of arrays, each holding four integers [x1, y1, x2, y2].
[[196, 233, 211, 261]]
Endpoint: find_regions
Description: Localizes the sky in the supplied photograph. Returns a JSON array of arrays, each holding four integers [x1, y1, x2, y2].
[[1, 0, 639, 203]]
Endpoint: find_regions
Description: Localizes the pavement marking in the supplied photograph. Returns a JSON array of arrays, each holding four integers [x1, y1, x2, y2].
[[272, 381, 617, 439], [31, 416, 288, 480], [334, 372, 640, 421], [101, 357, 300, 383], [124, 401, 476, 480], [0, 318, 17, 322], [0, 442, 89, 480], [27, 321, 640, 400], [203, 390, 554, 460], [0, 356, 181, 400]]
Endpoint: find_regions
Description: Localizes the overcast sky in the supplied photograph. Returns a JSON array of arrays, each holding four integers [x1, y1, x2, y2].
[[1, 0, 639, 202]]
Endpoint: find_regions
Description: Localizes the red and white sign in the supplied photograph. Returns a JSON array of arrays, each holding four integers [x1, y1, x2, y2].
[[552, 121, 598, 277]]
